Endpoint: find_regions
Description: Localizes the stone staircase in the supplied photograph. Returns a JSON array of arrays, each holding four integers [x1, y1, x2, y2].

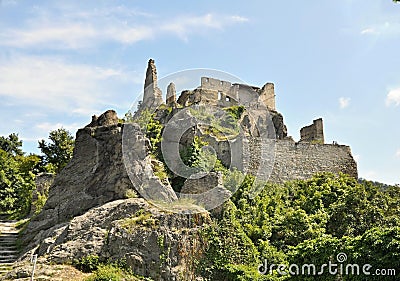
[[0, 221, 19, 277]]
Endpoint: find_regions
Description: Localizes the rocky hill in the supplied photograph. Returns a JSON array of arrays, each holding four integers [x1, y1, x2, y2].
[[7, 59, 362, 281]]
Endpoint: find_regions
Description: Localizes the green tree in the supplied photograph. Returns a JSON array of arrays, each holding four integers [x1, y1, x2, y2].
[[38, 128, 74, 173], [0, 149, 35, 216], [0, 133, 23, 156]]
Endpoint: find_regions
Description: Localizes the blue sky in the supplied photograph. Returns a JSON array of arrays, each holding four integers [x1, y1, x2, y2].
[[0, 0, 399, 184]]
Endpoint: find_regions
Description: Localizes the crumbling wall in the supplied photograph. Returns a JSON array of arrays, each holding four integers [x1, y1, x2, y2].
[[200, 77, 232, 93], [258, 83, 276, 111], [300, 118, 324, 143], [166, 82, 177, 106], [245, 139, 358, 183]]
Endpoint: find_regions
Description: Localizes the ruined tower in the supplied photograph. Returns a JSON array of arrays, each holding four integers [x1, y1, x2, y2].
[[258, 83, 276, 111], [142, 59, 163, 109], [300, 118, 324, 143], [166, 82, 177, 106]]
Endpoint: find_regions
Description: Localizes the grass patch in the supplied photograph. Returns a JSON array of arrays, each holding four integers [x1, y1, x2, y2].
[[125, 189, 138, 199], [150, 157, 169, 184], [151, 198, 207, 214], [120, 210, 158, 231], [188, 106, 240, 140]]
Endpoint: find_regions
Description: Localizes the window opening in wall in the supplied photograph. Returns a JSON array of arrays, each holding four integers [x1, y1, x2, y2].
[[225, 96, 230, 102], [218, 91, 222, 100]]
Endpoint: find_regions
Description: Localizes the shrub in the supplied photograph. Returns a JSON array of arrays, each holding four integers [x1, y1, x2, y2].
[[74, 255, 101, 273], [86, 264, 125, 281]]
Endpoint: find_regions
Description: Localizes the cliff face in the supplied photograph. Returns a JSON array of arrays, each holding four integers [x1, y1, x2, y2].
[[19, 110, 203, 281], [24, 111, 132, 242], [19, 198, 210, 281]]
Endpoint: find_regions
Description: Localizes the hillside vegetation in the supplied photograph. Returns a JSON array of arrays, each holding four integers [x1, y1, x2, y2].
[[1, 108, 399, 280]]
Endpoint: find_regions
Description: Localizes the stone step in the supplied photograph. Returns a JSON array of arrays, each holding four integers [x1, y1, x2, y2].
[[0, 244, 17, 248], [0, 233, 18, 236], [0, 230, 18, 233], [0, 227, 18, 231], [0, 239, 17, 246], [0, 235, 18, 239], [0, 254, 17, 259], [0, 250, 18, 254], [0, 236, 18, 239], [0, 242, 17, 247]]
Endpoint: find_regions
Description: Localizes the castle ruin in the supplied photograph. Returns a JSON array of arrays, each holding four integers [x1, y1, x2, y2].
[[175, 76, 276, 111], [139, 59, 358, 182]]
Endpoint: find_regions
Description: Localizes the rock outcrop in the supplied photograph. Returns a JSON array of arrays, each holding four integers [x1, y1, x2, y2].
[[142, 59, 163, 110], [23, 110, 177, 247], [166, 82, 177, 106], [180, 172, 231, 212], [18, 199, 210, 281]]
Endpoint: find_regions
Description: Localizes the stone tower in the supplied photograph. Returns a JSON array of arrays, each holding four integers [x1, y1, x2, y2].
[[300, 118, 324, 143], [166, 82, 177, 106], [142, 59, 163, 109], [258, 83, 276, 111]]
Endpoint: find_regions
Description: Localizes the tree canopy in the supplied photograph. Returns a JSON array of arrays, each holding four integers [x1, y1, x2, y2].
[[38, 128, 75, 173], [0, 133, 23, 156], [0, 135, 36, 216]]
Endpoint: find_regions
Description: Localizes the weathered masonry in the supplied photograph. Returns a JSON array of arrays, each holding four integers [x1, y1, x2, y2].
[[139, 59, 358, 182]]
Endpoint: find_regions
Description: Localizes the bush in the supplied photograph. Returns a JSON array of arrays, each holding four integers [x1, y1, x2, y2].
[[86, 264, 126, 281], [74, 255, 101, 273]]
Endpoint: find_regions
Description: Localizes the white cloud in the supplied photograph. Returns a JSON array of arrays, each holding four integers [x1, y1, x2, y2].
[[35, 122, 81, 135], [161, 14, 248, 41], [354, 154, 361, 163], [396, 149, 400, 158], [385, 88, 400, 107], [1, 25, 98, 49], [0, 8, 248, 49], [360, 21, 400, 36], [0, 55, 138, 115], [361, 28, 377, 35], [339, 97, 351, 109]]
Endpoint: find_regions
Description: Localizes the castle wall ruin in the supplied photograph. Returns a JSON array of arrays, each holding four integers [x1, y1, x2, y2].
[[142, 60, 358, 183], [300, 118, 324, 143], [271, 141, 357, 182], [198, 77, 276, 111], [258, 83, 276, 111], [243, 139, 358, 183]]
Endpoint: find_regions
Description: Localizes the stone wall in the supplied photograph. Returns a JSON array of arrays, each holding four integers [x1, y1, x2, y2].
[[268, 140, 357, 183], [300, 118, 324, 143], [258, 83, 276, 111], [200, 77, 232, 93]]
